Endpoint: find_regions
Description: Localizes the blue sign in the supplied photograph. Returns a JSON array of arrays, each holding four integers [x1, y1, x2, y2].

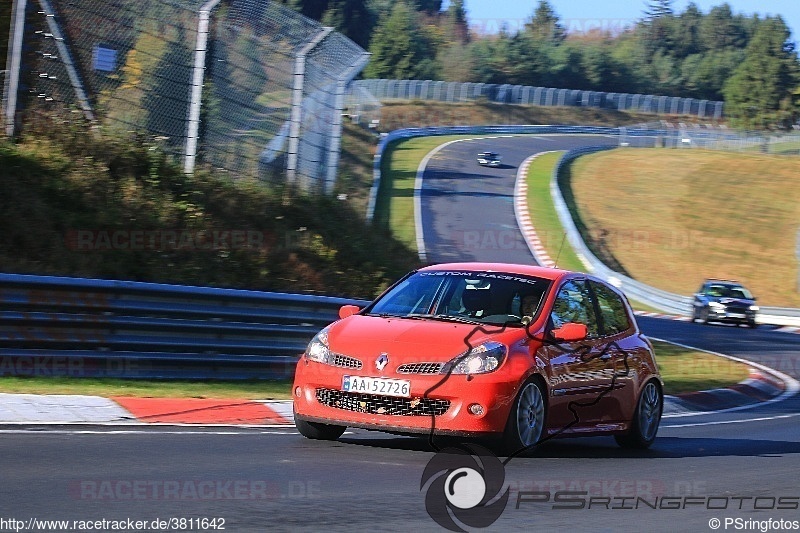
[[93, 45, 117, 72]]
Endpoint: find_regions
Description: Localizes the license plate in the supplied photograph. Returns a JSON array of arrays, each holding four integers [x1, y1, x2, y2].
[[729, 313, 746, 319], [342, 376, 411, 397]]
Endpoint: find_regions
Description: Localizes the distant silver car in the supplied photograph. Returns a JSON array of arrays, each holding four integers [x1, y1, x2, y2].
[[691, 279, 758, 328], [477, 151, 502, 167]]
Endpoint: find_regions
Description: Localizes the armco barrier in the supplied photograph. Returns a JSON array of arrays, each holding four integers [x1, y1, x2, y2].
[[0, 273, 368, 379]]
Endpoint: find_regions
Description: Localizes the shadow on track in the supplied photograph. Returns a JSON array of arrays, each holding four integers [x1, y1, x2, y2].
[[336, 433, 800, 460]]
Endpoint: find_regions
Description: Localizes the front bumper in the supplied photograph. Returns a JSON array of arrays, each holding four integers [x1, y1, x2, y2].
[[292, 358, 521, 436], [707, 307, 756, 323]]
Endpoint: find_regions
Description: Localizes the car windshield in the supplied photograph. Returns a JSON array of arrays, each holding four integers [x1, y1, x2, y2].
[[706, 284, 753, 299], [365, 270, 551, 326]]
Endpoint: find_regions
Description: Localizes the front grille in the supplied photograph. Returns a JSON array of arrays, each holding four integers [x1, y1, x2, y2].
[[397, 362, 444, 374], [331, 353, 363, 370], [316, 388, 450, 416], [725, 305, 749, 313]]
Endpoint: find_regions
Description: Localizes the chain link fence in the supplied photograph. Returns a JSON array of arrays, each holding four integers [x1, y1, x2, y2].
[[350, 79, 725, 120], [2, 0, 368, 192]]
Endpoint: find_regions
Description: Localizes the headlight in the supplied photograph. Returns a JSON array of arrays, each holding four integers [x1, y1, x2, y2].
[[305, 326, 332, 365], [445, 341, 506, 375], [749, 305, 759, 311], [709, 301, 725, 309]]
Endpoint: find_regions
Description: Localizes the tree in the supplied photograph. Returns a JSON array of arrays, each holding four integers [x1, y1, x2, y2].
[[640, 0, 675, 55], [700, 4, 747, 51], [524, 1, 566, 44], [671, 2, 702, 58], [643, 0, 674, 22], [363, 1, 439, 79], [467, 33, 512, 84], [723, 17, 800, 128], [321, 0, 374, 48], [681, 49, 743, 100], [445, 0, 469, 44], [412, 0, 442, 14]]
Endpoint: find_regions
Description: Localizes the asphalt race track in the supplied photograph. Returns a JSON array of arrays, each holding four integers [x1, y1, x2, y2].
[[417, 134, 651, 263], [3, 135, 800, 532]]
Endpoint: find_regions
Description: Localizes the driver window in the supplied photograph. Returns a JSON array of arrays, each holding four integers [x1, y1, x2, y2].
[[550, 280, 599, 337]]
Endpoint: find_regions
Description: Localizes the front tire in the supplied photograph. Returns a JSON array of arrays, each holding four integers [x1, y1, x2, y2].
[[615, 380, 662, 449], [295, 416, 346, 441], [500, 379, 547, 455]]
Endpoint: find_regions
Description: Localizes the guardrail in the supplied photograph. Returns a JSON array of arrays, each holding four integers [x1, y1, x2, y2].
[[0, 273, 368, 379]]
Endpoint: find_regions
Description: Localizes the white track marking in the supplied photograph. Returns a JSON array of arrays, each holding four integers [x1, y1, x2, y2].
[[652, 337, 800, 419], [663, 412, 800, 428]]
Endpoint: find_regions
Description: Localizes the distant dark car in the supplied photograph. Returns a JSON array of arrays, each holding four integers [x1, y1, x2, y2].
[[477, 151, 502, 167], [691, 279, 758, 328]]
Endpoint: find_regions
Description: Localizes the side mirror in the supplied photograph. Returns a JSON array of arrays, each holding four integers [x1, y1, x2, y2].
[[551, 322, 588, 342], [338, 305, 361, 319]]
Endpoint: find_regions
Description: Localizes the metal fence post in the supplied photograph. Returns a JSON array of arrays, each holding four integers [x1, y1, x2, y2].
[[286, 27, 332, 189], [3, 0, 27, 137], [184, 0, 221, 175], [324, 52, 370, 194], [36, 0, 94, 123]]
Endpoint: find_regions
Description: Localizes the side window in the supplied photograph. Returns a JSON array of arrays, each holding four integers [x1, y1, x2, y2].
[[590, 281, 632, 336], [550, 280, 599, 337]]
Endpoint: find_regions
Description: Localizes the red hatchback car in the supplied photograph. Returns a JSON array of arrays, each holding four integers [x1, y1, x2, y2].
[[293, 263, 663, 453]]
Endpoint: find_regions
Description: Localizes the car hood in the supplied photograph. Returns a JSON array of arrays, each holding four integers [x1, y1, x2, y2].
[[711, 297, 755, 306], [328, 314, 513, 362]]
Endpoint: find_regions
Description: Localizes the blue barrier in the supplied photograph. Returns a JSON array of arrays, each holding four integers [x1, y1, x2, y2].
[[0, 273, 369, 380]]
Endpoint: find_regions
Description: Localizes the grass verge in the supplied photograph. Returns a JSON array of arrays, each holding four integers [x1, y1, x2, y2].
[[524, 151, 585, 272], [652, 339, 751, 396], [0, 377, 293, 400], [374, 135, 475, 249], [568, 148, 800, 307], [0, 341, 750, 399], [0, 131, 420, 301]]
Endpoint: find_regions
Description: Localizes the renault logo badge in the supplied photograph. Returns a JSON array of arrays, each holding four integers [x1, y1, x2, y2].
[[376, 353, 389, 371]]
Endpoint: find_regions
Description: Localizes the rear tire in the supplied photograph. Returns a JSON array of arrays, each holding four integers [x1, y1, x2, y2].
[[500, 379, 547, 456], [295, 416, 346, 441], [615, 380, 662, 449]]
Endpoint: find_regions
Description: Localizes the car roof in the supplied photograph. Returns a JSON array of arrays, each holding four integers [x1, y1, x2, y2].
[[419, 262, 572, 282]]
